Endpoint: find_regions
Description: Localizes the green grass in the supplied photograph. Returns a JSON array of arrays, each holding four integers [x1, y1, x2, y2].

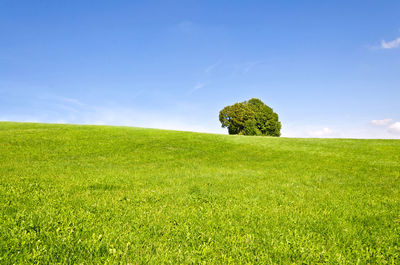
[[0, 122, 399, 264]]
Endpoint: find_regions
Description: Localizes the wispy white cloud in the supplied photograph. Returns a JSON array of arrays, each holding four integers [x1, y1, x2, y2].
[[381, 37, 400, 49], [282, 122, 400, 139], [232, 61, 263, 74], [57, 96, 85, 106], [371, 118, 393, 126], [370, 118, 400, 135], [205, 60, 221, 73], [307, 127, 333, 137], [281, 124, 338, 138], [188, 82, 206, 94], [388, 122, 400, 134]]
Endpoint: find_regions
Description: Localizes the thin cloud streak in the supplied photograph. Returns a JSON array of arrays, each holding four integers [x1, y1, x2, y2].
[[231, 61, 263, 75], [58, 96, 85, 106], [188, 82, 206, 95], [371, 118, 393, 126], [205, 60, 221, 73]]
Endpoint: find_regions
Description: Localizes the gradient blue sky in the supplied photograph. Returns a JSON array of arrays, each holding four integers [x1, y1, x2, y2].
[[1, 0, 400, 138]]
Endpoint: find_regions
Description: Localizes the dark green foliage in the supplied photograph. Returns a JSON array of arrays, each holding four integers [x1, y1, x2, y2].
[[219, 98, 281, 136]]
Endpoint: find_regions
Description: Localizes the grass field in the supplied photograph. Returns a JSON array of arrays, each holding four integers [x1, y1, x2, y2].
[[0, 122, 399, 264]]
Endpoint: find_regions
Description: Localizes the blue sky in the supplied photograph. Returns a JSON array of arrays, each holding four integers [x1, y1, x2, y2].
[[1, 0, 400, 138]]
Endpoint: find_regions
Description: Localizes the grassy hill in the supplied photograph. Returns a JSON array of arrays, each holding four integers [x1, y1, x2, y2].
[[0, 122, 399, 264]]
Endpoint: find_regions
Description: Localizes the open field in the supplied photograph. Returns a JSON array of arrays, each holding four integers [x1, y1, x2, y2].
[[0, 122, 399, 264]]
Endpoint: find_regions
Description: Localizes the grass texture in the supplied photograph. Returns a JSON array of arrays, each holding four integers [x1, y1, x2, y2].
[[0, 122, 399, 264]]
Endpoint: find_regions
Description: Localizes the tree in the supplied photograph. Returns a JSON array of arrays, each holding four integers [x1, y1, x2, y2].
[[219, 98, 281, 136]]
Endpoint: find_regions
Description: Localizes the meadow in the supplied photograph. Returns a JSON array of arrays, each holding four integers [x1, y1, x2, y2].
[[0, 122, 399, 264]]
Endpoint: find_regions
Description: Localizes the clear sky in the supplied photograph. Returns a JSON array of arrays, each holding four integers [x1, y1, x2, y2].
[[1, 0, 400, 138]]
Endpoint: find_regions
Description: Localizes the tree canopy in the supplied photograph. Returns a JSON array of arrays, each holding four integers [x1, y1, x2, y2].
[[219, 98, 281, 136]]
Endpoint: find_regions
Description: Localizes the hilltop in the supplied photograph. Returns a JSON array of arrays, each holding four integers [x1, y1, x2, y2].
[[0, 122, 399, 264]]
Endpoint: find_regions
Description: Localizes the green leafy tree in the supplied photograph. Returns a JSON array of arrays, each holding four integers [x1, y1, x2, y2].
[[219, 98, 281, 136]]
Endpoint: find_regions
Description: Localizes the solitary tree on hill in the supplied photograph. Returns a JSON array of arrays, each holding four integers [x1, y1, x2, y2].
[[219, 98, 281, 136]]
